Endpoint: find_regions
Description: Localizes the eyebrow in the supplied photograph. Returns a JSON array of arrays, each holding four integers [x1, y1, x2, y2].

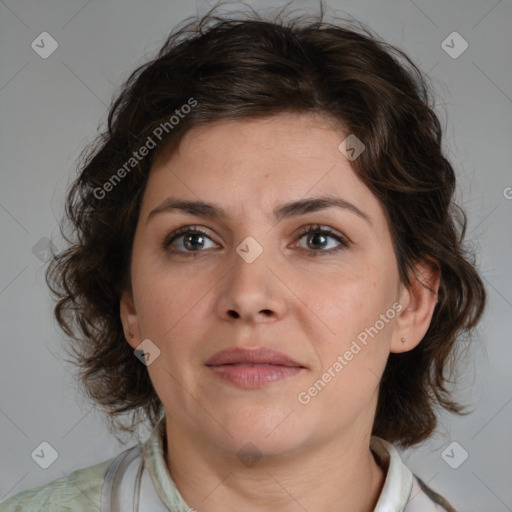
[[146, 195, 372, 226]]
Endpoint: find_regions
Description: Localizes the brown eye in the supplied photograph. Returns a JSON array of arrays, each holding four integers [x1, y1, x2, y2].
[[162, 226, 218, 254], [294, 225, 349, 255], [181, 232, 207, 251]]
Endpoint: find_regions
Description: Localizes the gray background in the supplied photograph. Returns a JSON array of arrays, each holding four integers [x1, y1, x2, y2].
[[1, 0, 511, 510]]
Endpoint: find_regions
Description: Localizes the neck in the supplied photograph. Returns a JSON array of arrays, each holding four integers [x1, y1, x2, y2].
[[163, 420, 386, 512]]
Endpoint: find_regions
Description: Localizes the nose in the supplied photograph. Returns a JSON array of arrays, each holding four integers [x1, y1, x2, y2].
[[214, 242, 289, 324]]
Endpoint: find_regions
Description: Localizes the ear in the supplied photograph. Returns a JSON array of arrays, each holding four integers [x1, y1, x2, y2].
[[391, 257, 441, 353], [120, 287, 141, 349]]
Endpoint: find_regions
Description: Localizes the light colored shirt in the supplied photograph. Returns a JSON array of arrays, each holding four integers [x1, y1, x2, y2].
[[0, 416, 458, 511]]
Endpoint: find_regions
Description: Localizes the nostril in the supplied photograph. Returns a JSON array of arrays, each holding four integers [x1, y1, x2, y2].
[[228, 310, 239, 318]]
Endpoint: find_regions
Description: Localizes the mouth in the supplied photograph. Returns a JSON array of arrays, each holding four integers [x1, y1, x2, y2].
[[205, 347, 306, 389]]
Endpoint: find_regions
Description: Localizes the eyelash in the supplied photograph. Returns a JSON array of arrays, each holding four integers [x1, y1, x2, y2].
[[161, 224, 349, 257]]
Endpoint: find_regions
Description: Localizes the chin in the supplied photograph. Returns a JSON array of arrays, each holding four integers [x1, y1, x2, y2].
[[210, 406, 308, 456]]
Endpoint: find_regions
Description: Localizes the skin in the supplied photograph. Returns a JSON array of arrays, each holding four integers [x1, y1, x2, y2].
[[121, 113, 440, 512]]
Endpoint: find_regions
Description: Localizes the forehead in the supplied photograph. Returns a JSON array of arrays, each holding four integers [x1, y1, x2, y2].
[[142, 113, 384, 225], [154, 113, 347, 175]]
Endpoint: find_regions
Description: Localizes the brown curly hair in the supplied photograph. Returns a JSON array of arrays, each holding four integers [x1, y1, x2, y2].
[[46, 5, 486, 448]]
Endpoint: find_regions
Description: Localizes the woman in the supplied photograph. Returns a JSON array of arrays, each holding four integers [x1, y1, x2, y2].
[[0, 5, 486, 512]]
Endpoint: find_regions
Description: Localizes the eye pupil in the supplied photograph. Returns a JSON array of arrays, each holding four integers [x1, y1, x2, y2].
[[184, 233, 205, 250], [308, 233, 327, 249]]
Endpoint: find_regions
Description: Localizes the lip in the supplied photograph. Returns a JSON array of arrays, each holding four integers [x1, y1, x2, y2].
[[205, 347, 303, 367], [205, 347, 305, 389]]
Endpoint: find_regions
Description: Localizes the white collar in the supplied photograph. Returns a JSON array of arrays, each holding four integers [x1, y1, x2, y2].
[[370, 436, 413, 511]]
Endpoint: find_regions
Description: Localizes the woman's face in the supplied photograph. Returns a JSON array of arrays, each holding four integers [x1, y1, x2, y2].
[[122, 113, 430, 457]]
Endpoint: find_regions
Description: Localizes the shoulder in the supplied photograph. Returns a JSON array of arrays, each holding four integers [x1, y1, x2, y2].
[[0, 456, 115, 512], [370, 436, 460, 512], [405, 474, 459, 512]]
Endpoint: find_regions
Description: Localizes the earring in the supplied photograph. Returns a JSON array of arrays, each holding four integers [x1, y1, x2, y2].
[[401, 337, 406, 343]]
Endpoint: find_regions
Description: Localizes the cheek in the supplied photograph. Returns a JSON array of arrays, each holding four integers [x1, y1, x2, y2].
[[294, 262, 396, 374], [133, 267, 205, 344], [293, 264, 388, 334]]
